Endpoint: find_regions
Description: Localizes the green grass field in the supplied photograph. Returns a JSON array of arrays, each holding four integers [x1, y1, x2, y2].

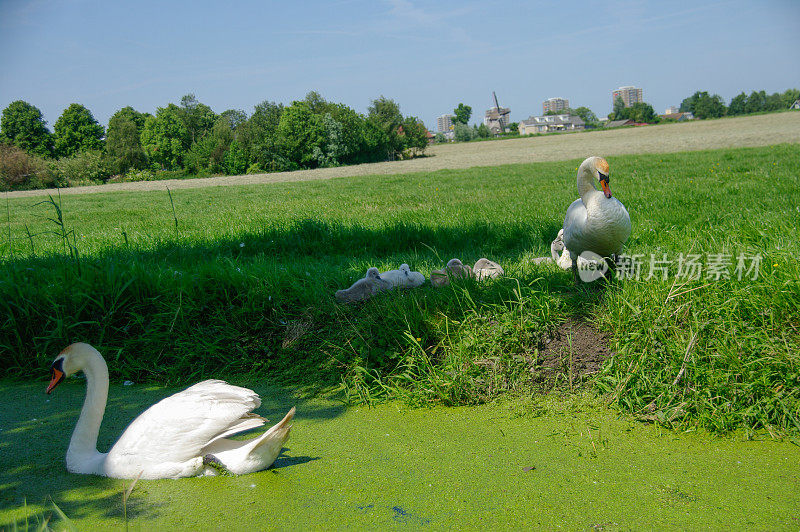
[[1, 144, 799, 528]]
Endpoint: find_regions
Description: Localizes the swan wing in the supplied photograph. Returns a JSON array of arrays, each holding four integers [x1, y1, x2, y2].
[[562, 198, 587, 253], [106, 380, 262, 468]]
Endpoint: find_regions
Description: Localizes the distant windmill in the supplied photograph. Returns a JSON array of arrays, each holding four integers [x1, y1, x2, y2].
[[484, 92, 511, 135]]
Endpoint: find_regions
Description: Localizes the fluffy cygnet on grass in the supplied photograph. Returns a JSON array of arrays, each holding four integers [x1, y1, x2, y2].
[[335, 267, 392, 303], [472, 258, 504, 280], [431, 258, 474, 287], [380, 263, 425, 289]]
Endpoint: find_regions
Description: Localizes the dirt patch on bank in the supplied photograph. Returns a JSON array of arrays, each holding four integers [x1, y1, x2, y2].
[[535, 319, 612, 385]]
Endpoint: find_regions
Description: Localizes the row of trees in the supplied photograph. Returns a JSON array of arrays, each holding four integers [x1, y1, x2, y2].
[[0, 93, 429, 189], [608, 98, 658, 123], [680, 89, 799, 119]]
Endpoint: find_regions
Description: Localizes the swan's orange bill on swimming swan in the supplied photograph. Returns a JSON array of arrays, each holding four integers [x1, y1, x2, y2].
[[46, 358, 65, 394], [43, 343, 296, 478]]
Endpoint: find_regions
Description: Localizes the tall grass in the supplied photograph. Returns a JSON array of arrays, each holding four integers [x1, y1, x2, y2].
[[1, 144, 798, 433]]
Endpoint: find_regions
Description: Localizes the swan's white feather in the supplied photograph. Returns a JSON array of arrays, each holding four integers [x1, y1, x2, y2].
[[562, 158, 631, 260], [105, 380, 263, 476], [50, 344, 294, 479]]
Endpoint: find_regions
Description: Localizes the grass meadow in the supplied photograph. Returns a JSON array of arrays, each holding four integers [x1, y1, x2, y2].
[[2, 142, 798, 433], [1, 143, 799, 528]]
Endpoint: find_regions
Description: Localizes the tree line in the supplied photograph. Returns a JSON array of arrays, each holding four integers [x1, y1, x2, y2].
[[0, 92, 429, 191], [608, 87, 798, 123]]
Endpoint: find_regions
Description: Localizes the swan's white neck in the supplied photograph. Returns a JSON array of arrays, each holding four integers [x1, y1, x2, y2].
[[66, 350, 109, 473], [577, 167, 598, 203]]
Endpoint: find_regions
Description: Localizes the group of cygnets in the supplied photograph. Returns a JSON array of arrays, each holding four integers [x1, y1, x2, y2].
[[334, 258, 505, 303], [336, 154, 632, 301], [43, 156, 631, 481]]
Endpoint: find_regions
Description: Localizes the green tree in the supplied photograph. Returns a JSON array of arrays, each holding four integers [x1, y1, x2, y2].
[[680, 91, 725, 119], [475, 123, 490, 138], [545, 108, 574, 116], [745, 91, 766, 114], [453, 122, 475, 142], [764, 92, 784, 111], [401, 116, 429, 155], [781, 88, 800, 108], [277, 101, 325, 168], [453, 103, 472, 125], [574, 106, 599, 125], [631, 102, 658, 123], [303, 91, 330, 114], [679, 92, 700, 113], [53, 103, 105, 157], [693, 93, 726, 119], [184, 115, 235, 174], [611, 97, 629, 120], [728, 92, 747, 116], [322, 102, 372, 165], [179, 94, 216, 144], [219, 109, 248, 130], [140, 104, 190, 170], [367, 96, 404, 160], [106, 106, 148, 173], [239, 100, 284, 171], [0, 100, 54, 157], [223, 139, 248, 175]]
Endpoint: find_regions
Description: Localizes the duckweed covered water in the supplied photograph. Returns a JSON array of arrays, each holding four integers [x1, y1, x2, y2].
[[2, 382, 799, 529]]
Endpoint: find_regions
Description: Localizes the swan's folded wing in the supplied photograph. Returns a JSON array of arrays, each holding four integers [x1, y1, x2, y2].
[[106, 380, 263, 466]]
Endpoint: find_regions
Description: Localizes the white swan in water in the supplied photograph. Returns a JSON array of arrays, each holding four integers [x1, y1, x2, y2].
[[562, 156, 631, 279], [46, 343, 295, 479]]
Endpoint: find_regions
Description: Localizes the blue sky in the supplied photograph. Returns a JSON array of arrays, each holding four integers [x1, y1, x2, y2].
[[1, 0, 798, 131]]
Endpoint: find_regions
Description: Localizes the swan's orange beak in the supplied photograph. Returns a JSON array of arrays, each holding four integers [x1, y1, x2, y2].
[[599, 173, 612, 199], [46, 359, 65, 394]]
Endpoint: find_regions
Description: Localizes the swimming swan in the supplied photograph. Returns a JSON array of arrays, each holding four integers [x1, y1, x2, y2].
[[562, 156, 631, 279], [46, 343, 295, 479]]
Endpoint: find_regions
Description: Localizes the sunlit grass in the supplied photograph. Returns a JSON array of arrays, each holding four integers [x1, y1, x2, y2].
[[1, 143, 798, 434]]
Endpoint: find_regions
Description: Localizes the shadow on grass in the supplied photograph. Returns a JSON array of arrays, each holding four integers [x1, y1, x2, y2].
[[0, 218, 613, 386]]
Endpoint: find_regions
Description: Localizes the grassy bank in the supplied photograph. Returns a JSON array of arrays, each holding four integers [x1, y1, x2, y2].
[[2, 144, 799, 434]]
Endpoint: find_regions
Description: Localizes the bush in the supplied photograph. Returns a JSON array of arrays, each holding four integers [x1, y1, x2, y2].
[[52, 150, 113, 186], [0, 143, 59, 190], [123, 168, 157, 182], [246, 162, 264, 174]]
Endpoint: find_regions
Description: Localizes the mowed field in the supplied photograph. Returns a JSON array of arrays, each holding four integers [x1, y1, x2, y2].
[[7, 111, 800, 198]]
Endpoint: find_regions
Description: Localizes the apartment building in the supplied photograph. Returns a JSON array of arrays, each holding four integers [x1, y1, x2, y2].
[[612, 86, 643, 107], [542, 97, 570, 114]]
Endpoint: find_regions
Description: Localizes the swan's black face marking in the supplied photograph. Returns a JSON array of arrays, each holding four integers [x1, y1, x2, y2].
[[46, 358, 66, 394], [598, 172, 612, 199]]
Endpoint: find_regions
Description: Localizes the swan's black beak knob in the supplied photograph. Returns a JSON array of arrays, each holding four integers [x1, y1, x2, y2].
[[47, 358, 66, 394]]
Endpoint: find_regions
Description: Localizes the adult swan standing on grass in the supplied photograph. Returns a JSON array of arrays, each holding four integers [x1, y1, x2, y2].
[[562, 156, 631, 280], [46, 343, 295, 479]]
